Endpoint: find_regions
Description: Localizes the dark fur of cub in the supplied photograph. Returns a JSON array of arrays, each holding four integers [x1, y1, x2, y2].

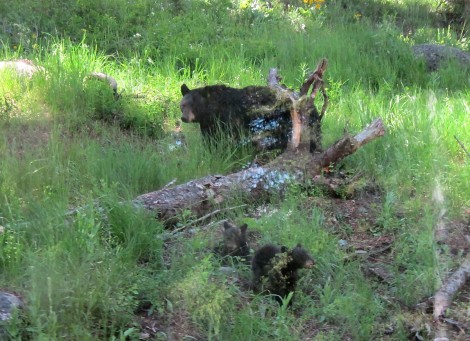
[[251, 243, 314, 305], [214, 221, 250, 264]]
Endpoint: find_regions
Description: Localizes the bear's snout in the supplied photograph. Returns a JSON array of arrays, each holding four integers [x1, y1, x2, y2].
[[181, 112, 195, 123], [304, 259, 315, 268]]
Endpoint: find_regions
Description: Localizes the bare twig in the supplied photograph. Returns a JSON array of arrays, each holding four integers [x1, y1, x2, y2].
[[454, 135, 470, 158], [320, 86, 329, 119], [299, 59, 328, 96], [169, 204, 247, 234], [162, 179, 177, 190]]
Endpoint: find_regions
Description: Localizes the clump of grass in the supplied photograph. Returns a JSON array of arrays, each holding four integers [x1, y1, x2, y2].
[[170, 256, 233, 339]]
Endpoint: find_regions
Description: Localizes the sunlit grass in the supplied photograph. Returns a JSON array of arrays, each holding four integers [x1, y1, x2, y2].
[[0, 0, 469, 339]]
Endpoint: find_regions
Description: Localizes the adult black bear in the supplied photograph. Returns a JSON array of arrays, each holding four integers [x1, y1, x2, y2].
[[251, 243, 314, 305], [180, 84, 292, 151]]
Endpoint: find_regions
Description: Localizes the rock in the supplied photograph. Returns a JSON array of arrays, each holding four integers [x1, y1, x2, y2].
[[0, 59, 44, 78], [0, 291, 23, 339], [412, 44, 470, 72]]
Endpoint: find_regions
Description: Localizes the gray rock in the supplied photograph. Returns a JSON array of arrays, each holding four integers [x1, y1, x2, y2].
[[0, 60, 44, 78], [0, 292, 23, 340], [412, 44, 470, 72], [0, 293, 22, 322]]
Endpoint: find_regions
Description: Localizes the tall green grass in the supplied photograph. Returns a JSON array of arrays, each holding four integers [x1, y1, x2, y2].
[[0, 0, 468, 339]]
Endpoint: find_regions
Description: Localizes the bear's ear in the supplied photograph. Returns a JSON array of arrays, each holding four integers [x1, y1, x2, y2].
[[223, 221, 231, 230], [240, 224, 248, 233], [181, 84, 191, 95], [296, 243, 302, 248], [281, 246, 289, 253]]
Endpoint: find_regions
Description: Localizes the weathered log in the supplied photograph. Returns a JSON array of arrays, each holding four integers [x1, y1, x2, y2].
[[134, 118, 385, 227], [431, 180, 470, 340], [433, 256, 470, 340]]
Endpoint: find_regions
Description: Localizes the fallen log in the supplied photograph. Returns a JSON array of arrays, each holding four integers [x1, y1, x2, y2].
[[433, 256, 470, 340], [135, 118, 385, 227], [431, 181, 470, 340], [134, 61, 385, 227]]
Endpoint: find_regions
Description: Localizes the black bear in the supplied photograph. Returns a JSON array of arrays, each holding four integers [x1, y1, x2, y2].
[[180, 84, 293, 151], [251, 243, 314, 305], [214, 221, 251, 263]]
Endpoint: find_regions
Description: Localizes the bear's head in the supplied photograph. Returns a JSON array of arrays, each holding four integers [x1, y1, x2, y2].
[[223, 221, 248, 254], [289, 244, 315, 269], [180, 84, 205, 123]]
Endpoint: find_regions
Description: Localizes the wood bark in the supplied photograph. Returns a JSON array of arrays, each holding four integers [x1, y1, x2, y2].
[[433, 256, 470, 341], [134, 61, 386, 227]]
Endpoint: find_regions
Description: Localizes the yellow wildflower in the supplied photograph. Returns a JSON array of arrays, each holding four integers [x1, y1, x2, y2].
[[304, 0, 325, 8]]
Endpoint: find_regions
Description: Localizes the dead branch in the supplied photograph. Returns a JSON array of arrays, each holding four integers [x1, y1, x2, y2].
[[454, 135, 470, 158], [268, 60, 329, 152], [434, 256, 470, 321], [432, 179, 469, 340], [299, 59, 328, 96], [433, 256, 470, 341], [170, 204, 247, 235]]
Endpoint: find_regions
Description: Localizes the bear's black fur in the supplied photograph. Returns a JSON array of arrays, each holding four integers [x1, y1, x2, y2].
[[180, 84, 292, 151], [214, 221, 250, 264], [251, 243, 314, 305]]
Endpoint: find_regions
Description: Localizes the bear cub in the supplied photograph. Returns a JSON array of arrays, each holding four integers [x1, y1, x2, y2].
[[251, 243, 314, 305], [214, 221, 250, 263]]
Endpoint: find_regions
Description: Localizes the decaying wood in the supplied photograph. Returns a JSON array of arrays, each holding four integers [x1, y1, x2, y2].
[[135, 118, 385, 227], [431, 179, 470, 340], [265, 60, 329, 152], [433, 256, 470, 339]]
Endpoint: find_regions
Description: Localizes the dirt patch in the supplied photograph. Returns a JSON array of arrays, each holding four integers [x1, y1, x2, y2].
[[136, 308, 202, 341], [2, 120, 52, 158]]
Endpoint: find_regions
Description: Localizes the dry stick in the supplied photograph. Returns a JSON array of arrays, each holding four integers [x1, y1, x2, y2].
[[289, 105, 302, 151], [454, 135, 470, 158], [169, 204, 247, 235], [320, 86, 329, 118], [162, 178, 177, 190], [294, 59, 329, 151], [299, 58, 328, 96]]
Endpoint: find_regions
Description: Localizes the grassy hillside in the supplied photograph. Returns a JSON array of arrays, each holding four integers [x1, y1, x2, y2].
[[0, 0, 468, 340]]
